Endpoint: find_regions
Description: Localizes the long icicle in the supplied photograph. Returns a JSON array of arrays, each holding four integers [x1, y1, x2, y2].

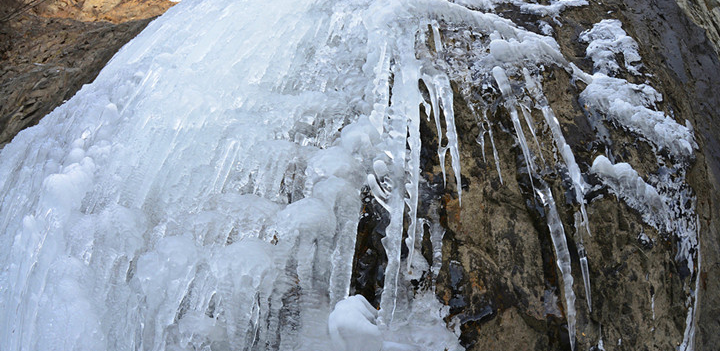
[[523, 68, 593, 312], [378, 31, 424, 325], [538, 185, 577, 351], [493, 66, 536, 194]]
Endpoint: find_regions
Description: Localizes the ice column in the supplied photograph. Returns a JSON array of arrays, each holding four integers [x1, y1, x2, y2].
[[523, 69, 593, 311], [538, 185, 577, 351]]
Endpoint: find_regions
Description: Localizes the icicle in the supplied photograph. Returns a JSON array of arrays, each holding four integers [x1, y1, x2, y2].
[[429, 219, 445, 280], [423, 73, 447, 186], [523, 69, 592, 316], [404, 71, 422, 274], [574, 212, 592, 312], [430, 20, 443, 53], [493, 66, 536, 193], [487, 109, 504, 185], [518, 103, 546, 166], [523, 69, 591, 238], [421, 70, 463, 203], [377, 178, 404, 325], [475, 119, 488, 163], [368, 42, 391, 136], [470, 103, 503, 184], [377, 36, 424, 325], [537, 185, 577, 351], [579, 245, 592, 312]]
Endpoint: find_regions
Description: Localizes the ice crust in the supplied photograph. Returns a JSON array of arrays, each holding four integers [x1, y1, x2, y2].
[[454, 0, 588, 16], [580, 74, 696, 159], [591, 156, 667, 230], [579, 19, 642, 75], [580, 19, 699, 350], [0, 1, 701, 351]]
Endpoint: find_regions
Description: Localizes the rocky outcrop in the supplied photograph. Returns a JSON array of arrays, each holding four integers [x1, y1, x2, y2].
[[0, 0, 173, 146], [435, 1, 720, 349], [0, 0, 717, 350], [32, 0, 175, 23], [350, 1, 720, 350], [675, 0, 720, 55]]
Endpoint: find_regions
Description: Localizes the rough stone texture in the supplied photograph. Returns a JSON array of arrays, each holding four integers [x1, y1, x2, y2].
[[674, 0, 720, 55], [31, 0, 174, 23], [360, 1, 720, 350], [0, 0, 718, 350], [0, 0, 173, 147], [597, 0, 720, 349]]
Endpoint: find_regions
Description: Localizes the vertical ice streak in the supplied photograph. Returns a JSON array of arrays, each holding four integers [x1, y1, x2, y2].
[[523, 69, 593, 312], [429, 218, 445, 280], [431, 20, 443, 52], [679, 216, 700, 351], [470, 103, 503, 184], [0, 0, 704, 350], [579, 246, 592, 312], [537, 185, 577, 351], [519, 103, 546, 166], [493, 66, 536, 193], [404, 64, 422, 275]]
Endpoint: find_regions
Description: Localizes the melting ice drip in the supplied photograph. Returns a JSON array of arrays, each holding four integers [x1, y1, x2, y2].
[[0, 1, 699, 351]]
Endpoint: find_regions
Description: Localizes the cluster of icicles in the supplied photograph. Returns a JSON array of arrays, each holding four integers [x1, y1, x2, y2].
[[0, 0, 699, 350]]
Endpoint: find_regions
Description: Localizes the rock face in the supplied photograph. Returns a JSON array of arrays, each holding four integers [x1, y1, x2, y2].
[[356, 0, 720, 350], [347, 1, 720, 350], [32, 0, 175, 23], [0, 0, 173, 146], [0, 0, 718, 350], [675, 0, 720, 55]]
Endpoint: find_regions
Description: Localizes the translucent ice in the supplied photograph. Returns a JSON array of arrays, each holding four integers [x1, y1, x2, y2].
[[537, 185, 577, 351], [0, 0, 700, 350], [591, 156, 668, 230]]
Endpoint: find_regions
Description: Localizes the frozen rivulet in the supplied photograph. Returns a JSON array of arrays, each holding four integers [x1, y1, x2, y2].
[[0, 0, 700, 350]]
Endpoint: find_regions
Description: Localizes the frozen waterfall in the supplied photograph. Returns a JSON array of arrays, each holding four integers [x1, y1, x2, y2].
[[0, 0, 701, 350]]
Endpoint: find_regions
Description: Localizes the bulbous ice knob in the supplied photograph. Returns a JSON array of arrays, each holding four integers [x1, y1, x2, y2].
[[328, 295, 383, 351]]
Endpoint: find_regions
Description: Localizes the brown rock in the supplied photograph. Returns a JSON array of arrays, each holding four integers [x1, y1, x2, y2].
[[0, 0, 174, 146]]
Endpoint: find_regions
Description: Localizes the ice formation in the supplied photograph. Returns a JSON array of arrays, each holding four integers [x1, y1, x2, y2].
[[591, 156, 668, 230], [581, 19, 699, 351], [328, 295, 383, 351], [537, 185, 577, 351], [453, 0, 588, 16], [0, 0, 701, 350], [580, 19, 642, 75], [580, 75, 696, 159]]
